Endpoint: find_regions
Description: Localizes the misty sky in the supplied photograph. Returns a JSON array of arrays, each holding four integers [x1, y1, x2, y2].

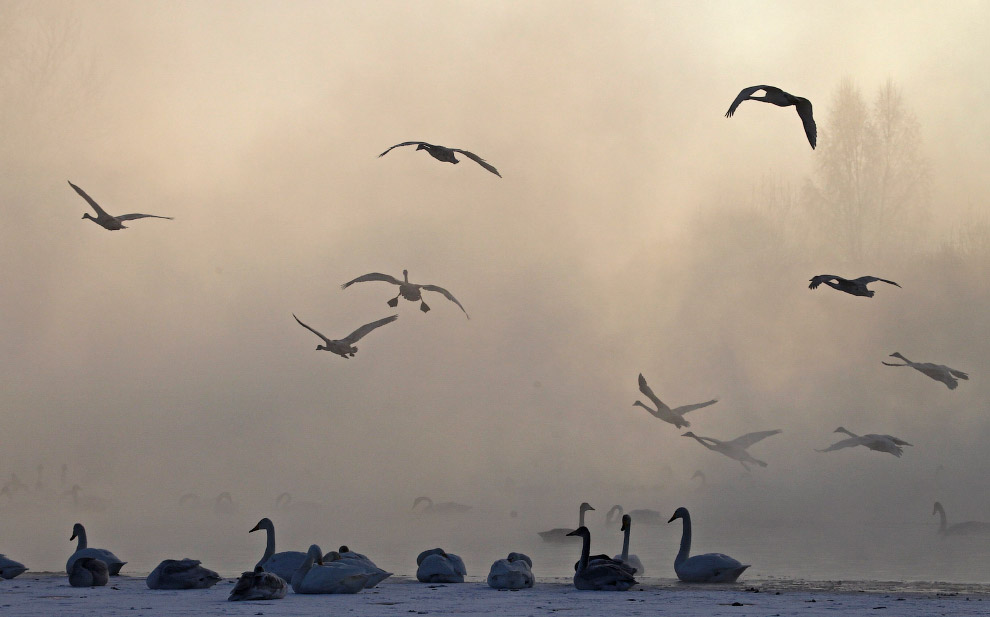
[[2, 0, 990, 575]]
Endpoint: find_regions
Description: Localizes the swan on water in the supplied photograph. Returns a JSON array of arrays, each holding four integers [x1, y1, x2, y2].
[[933, 502, 990, 537], [808, 275, 900, 297], [322, 547, 392, 588], [416, 548, 467, 583], [605, 504, 665, 527], [539, 502, 595, 543], [146, 559, 221, 589], [412, 496, 472, 514], [0, 555, 27, 579], [293, 313, 398, 359], [882, 353, 969, 390], [342, 270, 469, 318], [66, 522, 125, 575], [667, 507, 749, 582], [817, 427, 912, 457], [68, 557, 109, 587], [250, 517, 307, 583], [682, 430, 781, 470], [228, 566, 288, 601], [634, 374, 717, 429], [68, 181, 173, 230], [487, 552, 534, 589], [378, 142, 501, 177], [567, 527, 637, 591], [724, 85, 817, 148], [291, 545, 370, 594]]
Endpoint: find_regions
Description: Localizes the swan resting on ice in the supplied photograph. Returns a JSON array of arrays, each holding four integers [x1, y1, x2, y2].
[[228, 566, 288, 601], [416, 548, 467, 583], [667, 507, 749, 582], [250, 517, 307, 583], [68, 557, 109, 587], [146, 558, 221, 589], [322, 547, 392, 588], [566, 526, 637, 591], [291, 545, 371, 594], [487, 552, 534, 589], [0, 555, 27, 579], [66, 523, 125, 575]]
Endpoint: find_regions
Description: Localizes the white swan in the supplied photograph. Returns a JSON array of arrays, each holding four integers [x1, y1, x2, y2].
[[682, 430, 782, 470], [412, 496, 472, 514], [667, 507, 749, 582], [817, 427, 912, 457], [250, 518, 307, 583], [725, 85, 817, 148], [416, 548, 467, 583], [228, 566, 288, 601], [566, 526, 637, 591], [322, 546, 392, 587], [613, 514, 645, 575], [809, 274, 900, 297], [0, 554, 27, 579], [634, 373, 717, 428], [146, 558, 221, 589], [487, 552, 534, 589], [605, 504, 665, 527], [68, 557, 109, 587], [293, 313, 398, 359], [378, 142, 501, 177], [539, 502, 595, 543], [66, 523, 125, 575], [882, 352, 969, 390], [933, 502, 990, 536], [291, 545, 370, 594], [68, 181, 173, 230], [342, 270, 469, 318]]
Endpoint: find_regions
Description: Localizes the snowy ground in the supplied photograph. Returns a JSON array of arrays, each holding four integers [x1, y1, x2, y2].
[[3, 574, 990, 617]]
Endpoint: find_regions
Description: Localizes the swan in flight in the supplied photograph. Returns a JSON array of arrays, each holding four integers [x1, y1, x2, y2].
[[539, 502, 595, 543], [412, 496, 472, 514], [817, 427, 912, 457], [882, 353, 969, 390], [725, 85, 817, 148], [487, 552, 534, 589], [146, 559, 221, 589], [291, 545, 370, 594], [378, 142, 501, 177], [68, 557, 109, 587], [633, 373, 717, 429], [250, 518, 307, 583], [933, 502, 990, 536], [682, 430, 782, 470], [808, 275, 900, 297], [323, 547, 392, 588], [66, 523, 125, 575], [293, 313, 398, 358], [614, 514, 645, 575], [342, 270, 469, 318], [228, 566, 288, 601], [566, 527, 637, 590], [68, 181, 173, 230], [605, 504, 665, 527], [416, 548, 467, 583], [668, 507, 749, 582], [0, 555, 27, 579]]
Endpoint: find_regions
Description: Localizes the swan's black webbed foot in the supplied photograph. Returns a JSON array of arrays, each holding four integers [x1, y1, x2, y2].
[[387, 297, 399, 307], [420, 302, 431, 313]]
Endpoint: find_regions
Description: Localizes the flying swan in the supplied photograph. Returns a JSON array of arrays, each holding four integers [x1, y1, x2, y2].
[[682, 430, 782, 470], [634, 373, 717, 428], [667, 506, 749, 582], [68, 181, 173, 230], [809, 275, 900, 297], [816, 427, 912, 457], [342, 270, 469, 318], [725, 86, 816, 148], [293, 313, 398, 358], [882, 352, 969, 390], [378, 142, 501, 177]]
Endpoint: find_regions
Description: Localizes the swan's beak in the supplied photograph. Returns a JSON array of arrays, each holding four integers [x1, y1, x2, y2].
[[70, 532, 77, 540], [667, 514, 677, 524], [249, 523, 261, 533], [565, 529, 580, 537]]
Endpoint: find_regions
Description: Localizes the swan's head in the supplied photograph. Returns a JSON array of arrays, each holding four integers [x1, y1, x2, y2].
[[324, 551, 342, 562], [667, 506, 689, 524], [70, 522, 85, 540], [249, 517, 273, 533], [565, 526, 590, 539], [315, 344, 327, 351], [81, 213, 92, 220], [932, 501, 943, 515], [402, 269, 410, 282], [579, 502, 595, 513], [620, 514, 632, 530], [338, 545, 350, 554], [415, 144, 428, 151]]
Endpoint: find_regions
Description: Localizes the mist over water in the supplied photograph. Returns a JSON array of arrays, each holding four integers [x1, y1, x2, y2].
[[2, 0, 990, 587]]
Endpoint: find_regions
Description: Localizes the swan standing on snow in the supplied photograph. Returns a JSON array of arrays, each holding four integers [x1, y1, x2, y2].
[[229, 566, 288, 601], [68, 181, 173, 230], [539, 502, 595, 543], [342, 270, 469, 318], [291, 545, 370, 594], [808, 275, 900, 297], [725, 85, 817, 148], [416, 548, 467, 583], [0, 555, 27, 579], [614, 514, 645, 575], [633, 374, 717, 429], [322, 547, 392, 588], [68, 557, 109, 587], [250, 518, 307, 583], [412, 496, 472, 514], [817, 427, 912, 457], [682, 430, 781, 470], [293, 313, 398, 359], [378, 142, 501, 177], [66, 523, 125, 575], [566, 527, 637, 590], [882, 352, 969, 390], [487, 552, 534, 589], [147, 559, 221, 589], [667, 507, 749, 582], [933, 502, 990, 536]]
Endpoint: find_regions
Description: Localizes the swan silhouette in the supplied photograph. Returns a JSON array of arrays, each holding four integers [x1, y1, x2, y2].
[[68, 181, 173, 230], [817, 427, 912, 457], [725, 86, 816, 148], [250, 518, 307, 583], [933, 502, 990, 536], [291, 545, 370, 594], [293, 313, 398, 358], [0, 555, 27, 579], [378, 142, 501, 177], [605, 504, 665, 527], [68, 557, 109, 587], [882, 353, 969, 390], [566, 526, 637, 590], [539, 502, 594, 543], [633, 374, 717, 429], [416, 548, 467, 583], [342, 270, 469, 318], [228, 566, 288, 601], [412, 496, 472, 514], [66, 523, 125, 575], [682, 430, 781, 470], [614, 514, 645, 575], [668, 507, 749, 582], [809, 274, 900, 297], [147, 559, 221, 589], [487, 552, 534, 589]]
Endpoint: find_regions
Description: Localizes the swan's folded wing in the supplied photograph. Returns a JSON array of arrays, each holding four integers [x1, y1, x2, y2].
[[452, 149, 501, 177], [342, 314, 398, 344], [674, 399, 718, 414], [724, 85, 769, 118], [378, 141, 426, 157], [727, 429, 782, 449], [341, 272, 403, 289], [421, 284, 470, 318], [637, 374, 668, 410]]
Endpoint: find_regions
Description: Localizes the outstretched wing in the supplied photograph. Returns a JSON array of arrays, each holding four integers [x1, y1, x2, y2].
[[794, 97, 817, 149], [853, 276, 900, 288], [115, 213, 174, 222], [808, 275, 839, 290], [342, 314, 398, 344], [884, 435, 913, 446], [68, 181, 110, 217], [727, 429, 782, 449], [378, 142, 427, 157], [637, 374, 668, 411], [816, 436, 863, 453], [341, 272, 403, 289], [674, 399, 718, 415], [451, 149, 501, 177], [724, 85, 772, 117], [293, 314, 332, 345], [420, 284, 470, 318]]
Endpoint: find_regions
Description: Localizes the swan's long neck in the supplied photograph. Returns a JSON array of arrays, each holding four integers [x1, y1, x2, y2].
[[291, 553, 315, 589], [688, 434, 719, 451], [75, 527, 88, 551], [934, 503, 947, 533], [577, 532, 590, 572], [620, 525, 631, 562], [578, 508, 588, 527], [675, 513, 691, 567], [258, 523, 276, 566], [836, 427, 858, 438]]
